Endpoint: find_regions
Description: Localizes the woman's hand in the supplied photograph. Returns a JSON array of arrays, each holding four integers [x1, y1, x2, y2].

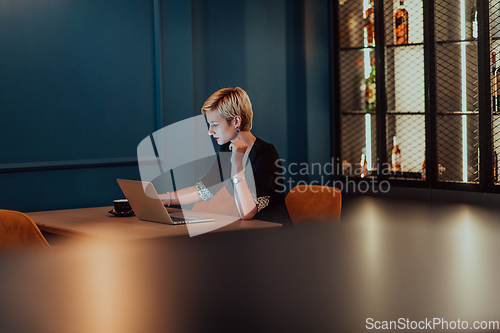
[[229, 138, 248, 170]]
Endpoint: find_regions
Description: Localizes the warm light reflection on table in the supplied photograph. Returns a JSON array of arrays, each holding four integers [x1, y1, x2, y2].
[[2, 198, 500, 332]]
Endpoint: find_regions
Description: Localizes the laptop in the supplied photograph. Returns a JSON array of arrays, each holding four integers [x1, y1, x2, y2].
[[116, 179, 214, 225]]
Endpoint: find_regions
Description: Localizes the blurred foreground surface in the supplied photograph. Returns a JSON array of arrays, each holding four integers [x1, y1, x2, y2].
[[1, 198, 500, 332]]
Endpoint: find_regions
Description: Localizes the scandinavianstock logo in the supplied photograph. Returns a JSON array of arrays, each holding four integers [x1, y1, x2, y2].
[[136, 115, 255, 237], [273, 159, 391, 195]]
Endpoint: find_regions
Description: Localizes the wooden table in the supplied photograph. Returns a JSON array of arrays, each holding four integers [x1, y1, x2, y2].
[[4, 198, 500, 332], [27, 206, 281, 241]]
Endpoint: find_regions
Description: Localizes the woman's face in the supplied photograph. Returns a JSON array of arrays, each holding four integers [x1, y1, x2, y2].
[[206, 110, 237, 145]]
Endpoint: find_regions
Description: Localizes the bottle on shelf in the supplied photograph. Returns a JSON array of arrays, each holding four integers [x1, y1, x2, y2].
[[391, 136, 402, 172], [421, 158, 426, 180], [471, 3, 478, 39], [365, 57, 376, 113], [360, 148, 369, 178], [493, 52, 497, 113], [394, 0, 409, 45], [494, 151, 498, 183], [493, 52, 500, 113], [438, 164, 446, 175], [342, 159, 352, 176], [364, 0, 375, 47]]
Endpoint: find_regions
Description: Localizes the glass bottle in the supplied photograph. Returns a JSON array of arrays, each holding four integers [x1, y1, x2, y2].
[[471, 3, 478, 39], [364, 0, 375, 47], [365, 57, 376, 113], [342, 159, 352, 176], [394, 0, 409, 45], [360, 147, 369, 178], [421, 158, 426, 180], [494, 52, 500, 113], [493, 52, 497, 112], [391, 136, 402, 172], [494, 151, 498, 183]]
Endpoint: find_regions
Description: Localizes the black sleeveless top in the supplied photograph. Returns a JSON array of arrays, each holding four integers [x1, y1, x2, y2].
[[194, 137, 292, 227]]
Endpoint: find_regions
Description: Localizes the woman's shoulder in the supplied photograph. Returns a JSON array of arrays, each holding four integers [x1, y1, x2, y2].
[[252, 137, 278, 154], [251, 137, 279, 158], [249, 137, 281, 165]]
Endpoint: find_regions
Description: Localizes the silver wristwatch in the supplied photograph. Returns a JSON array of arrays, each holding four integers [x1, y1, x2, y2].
[[232, 176, 246, 184]]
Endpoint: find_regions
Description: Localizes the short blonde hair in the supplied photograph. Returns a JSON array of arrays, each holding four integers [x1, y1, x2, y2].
[[201, 87, 253, 131]]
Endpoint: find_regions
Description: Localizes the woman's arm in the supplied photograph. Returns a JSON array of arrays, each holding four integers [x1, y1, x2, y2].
[[230, 139, 258, 220], [158, 186, 203, 206], [232, 170, 258, 219], [159, 150, 226, 207]]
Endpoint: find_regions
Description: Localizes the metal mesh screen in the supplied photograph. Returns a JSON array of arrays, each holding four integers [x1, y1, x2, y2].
[[339, 0, 377, 177], [384, 0, 425, 180], [491, 0, 500, 184], [337, 0, 499, 186], [435, 0, 479, 183], [339, 0, 365, 49]]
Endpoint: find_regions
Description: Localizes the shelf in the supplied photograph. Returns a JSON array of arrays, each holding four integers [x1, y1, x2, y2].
[[387, 171, 423, 180], [341, 110, 376, 115], [437, 112, 479, 116], [342, 111, 478, 116], [436, 39, 477, 45], [387, 111, 425, 115], [340, 42, 424, 52], [385, 42, 424, 48], [345, 171, 423, 180], [339, 46, 374, 51]]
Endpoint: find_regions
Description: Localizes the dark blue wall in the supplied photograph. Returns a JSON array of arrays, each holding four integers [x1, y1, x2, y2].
[[0, 0, 331, 212]]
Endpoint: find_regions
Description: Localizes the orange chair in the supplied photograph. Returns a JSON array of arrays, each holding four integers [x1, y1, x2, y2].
[[191, 186, 240, 217], [0, 210, 52, 251], [285, 185, 342, 226]]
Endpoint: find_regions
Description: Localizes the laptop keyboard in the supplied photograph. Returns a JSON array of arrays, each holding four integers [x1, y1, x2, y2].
[[170, 216, 186, 223]]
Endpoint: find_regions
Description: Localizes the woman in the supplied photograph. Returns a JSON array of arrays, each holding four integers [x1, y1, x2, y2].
[[159, 87, 291, 226]]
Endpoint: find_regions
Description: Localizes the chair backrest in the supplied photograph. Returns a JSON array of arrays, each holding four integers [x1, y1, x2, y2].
[[191, 186, 240, 217], [285, 185, 342, 226], [0, 210, 52, 251]]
